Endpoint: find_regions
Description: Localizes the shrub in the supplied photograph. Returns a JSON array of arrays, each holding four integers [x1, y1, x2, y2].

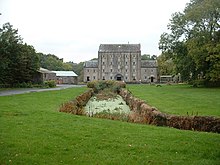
[[87, 80, 97, 88], [192, 79, 205, 88], [87, 80, 126, 93], [43, 80, 56, 88], [13, 82, 33, 88], [59, 101, 85, 115], [0, 84, 10, 88]]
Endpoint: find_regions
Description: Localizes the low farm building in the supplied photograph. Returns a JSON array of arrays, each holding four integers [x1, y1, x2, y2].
[[33, 67, 56, 84], [53, 71, 78, 84]]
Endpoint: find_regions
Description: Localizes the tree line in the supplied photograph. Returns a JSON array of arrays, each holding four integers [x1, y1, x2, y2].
[[1, 0, 219, 87], [158, 0, 220, 87], [0, 23, 84, 87]]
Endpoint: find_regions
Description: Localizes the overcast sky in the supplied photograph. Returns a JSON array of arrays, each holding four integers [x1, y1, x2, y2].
[[0, 0, 190, 63]]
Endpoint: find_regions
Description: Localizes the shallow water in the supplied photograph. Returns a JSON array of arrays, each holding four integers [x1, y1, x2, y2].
[[84, 95, 130, 116]]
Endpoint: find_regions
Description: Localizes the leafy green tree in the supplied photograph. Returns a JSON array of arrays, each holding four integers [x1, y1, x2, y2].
[[157, 53, 175, 76], [0, 23, 39, 86], [141, 54, 151, 60], [159, 0, 220, 86], [72, 62, 84, 82], [151, 55, 157, 60], [38, 53, 73, 71], [16, 44, 39, 83], [0, 23, 22, 84]]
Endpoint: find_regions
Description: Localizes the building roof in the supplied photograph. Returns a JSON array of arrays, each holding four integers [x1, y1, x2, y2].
[[99, 44, 141, 52], [84, 60, 98, 68], [39, 67, 56, 74], [52, 71, 78, 77], [141, 60, 158, 68]]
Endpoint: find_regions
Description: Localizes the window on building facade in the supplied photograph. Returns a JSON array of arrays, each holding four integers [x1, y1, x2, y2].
[[94, 69, 96, 72], [110, 76, 112, 79], [93, 76, 96, 80], [103, 62, 105, 65], [126, 69, 127, 72], [103, 69, 104, 72], [125, 77, 127, 80], [133, 62, 135, 65], [111, 69, 112, 72], [151, 69, 154, 73], [87, 69, 89, 72], [145, 69, 146, 72], [102, 76, 105, 80], [125, 62, 127, 65]]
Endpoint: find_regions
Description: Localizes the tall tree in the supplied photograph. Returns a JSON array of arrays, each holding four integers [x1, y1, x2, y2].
[[72, 62, 84, 82], [157, 53, 175, 76], [159, 0, 220, 86], [38, 53, 73, 71], [0, 23, 39, 86], [0, 23, 22, 84]]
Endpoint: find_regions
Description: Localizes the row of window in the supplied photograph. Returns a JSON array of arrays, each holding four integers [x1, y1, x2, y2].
[[102, 69, 137, 73], [87, 69, 155, 73], [102, 61, 137, 65], [101, 54, 138, 58], [101, 76, 136, 81], [86, 75, 155, 81]]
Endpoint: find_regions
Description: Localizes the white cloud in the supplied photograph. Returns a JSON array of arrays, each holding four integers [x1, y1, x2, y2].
[[0, 0, 190, 63]]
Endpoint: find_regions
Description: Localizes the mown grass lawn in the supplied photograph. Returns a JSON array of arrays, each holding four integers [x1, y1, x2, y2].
[[128, 84, 220, 117], [0, 86, 220, 164]]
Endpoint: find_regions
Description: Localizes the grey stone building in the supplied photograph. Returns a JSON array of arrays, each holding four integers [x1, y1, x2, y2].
[[33, 67, 56, 84], [84, 44, 158, 83], [52, 71, 78, 84]]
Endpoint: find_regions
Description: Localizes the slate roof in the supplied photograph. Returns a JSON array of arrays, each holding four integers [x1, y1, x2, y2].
[[141, 60, 158, 68], [99, 44, 141, 52], [84, 60, 98, 68], [52, 71, 78, 77]]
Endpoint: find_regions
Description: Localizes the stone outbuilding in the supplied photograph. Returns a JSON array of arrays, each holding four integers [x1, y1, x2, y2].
[[33, 67, 56, 84], [52, 71, 78, 84]]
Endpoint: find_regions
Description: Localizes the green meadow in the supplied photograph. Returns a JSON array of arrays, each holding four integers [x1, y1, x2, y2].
[[0, 85, 220, 164], [128, 84, 220, 117]]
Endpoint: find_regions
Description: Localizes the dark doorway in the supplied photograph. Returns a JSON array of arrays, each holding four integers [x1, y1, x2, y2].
[[114, 74, 123, 81], [87, 76, 90, 82], [150, 76, 154, 83], [117, 76, 122, 81]]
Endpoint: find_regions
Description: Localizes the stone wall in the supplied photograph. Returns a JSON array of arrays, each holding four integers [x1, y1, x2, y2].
[[119, 88, 220, 133]]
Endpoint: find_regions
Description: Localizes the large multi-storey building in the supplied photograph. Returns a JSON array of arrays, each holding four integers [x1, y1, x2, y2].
[[84, 44, 158, 83]]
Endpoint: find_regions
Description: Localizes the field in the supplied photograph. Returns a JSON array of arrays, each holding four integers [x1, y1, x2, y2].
[[128, 84, 220, 117], [0, 85, 220, 164]]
